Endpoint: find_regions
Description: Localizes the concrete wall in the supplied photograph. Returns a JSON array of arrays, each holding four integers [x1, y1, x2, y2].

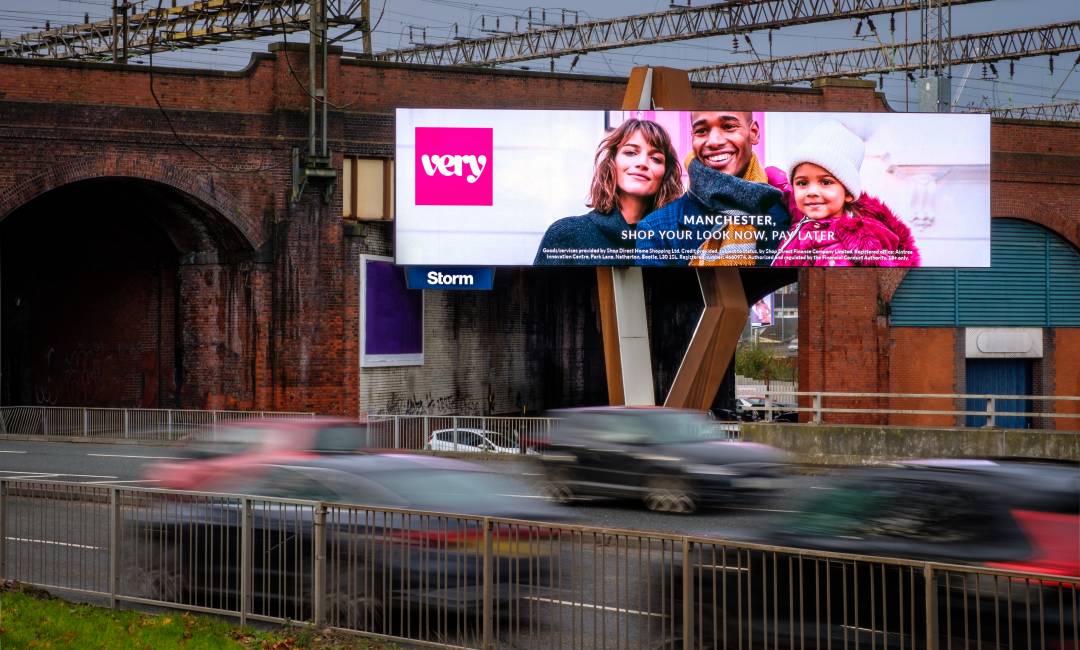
[[741, 423, 1080, 465]]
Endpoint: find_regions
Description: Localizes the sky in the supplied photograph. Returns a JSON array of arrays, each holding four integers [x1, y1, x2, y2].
[[1, 0, 1077, 113]]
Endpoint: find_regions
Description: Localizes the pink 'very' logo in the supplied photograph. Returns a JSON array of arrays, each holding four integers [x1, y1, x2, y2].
[[415, 127, 493, 206]]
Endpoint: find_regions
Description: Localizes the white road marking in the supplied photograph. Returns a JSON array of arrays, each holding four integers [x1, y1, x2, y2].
[[722, 506, 799, 514], [6, 537, 105, 551], [83, 479, 161, 485], [0, 471, 115, 479], [496, 494, 551, 499], [87, 453, 183, 460], [810, 486, 836, 490], [522, 596, 663, 618], [0, 451, 27, 454]]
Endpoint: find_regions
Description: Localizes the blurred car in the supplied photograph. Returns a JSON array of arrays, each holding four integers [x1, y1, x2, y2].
[[427, 427, 535, 454], [539, 407, 789, 513], [145, 417, 373, 490], [658, 458, 1079, 647], [125, 454, 569, 629]]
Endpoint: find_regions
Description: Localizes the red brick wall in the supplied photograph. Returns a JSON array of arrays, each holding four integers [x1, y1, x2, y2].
[[887, 329, 958, 427], [1052, 329, 1080, 430]]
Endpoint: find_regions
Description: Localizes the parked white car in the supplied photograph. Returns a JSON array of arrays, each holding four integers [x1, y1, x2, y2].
[[427, 428, 535, 454]]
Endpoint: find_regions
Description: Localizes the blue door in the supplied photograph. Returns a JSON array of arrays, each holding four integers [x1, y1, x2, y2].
[[965, 359, 1032, 428]]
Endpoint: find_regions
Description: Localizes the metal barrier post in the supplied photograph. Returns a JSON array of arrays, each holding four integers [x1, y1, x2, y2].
[[393, 416, 400, 449], [682, 539, 692, 650], [109, 486, 119, 608], [83, 409, 89, 437], [123, 410, 129, 439], [765, 396, 774, 422], [313, 504, 326, 626], [240, 497, 251, 627], [452, 416, 460, 452], [812, 393, 823, 423], [423, 416, 430, 448], [482, 517, 493, 650], [924, 564, 938, 649], [0, 480, 6, 580], [986, 397, 997, 428], [167, 410, 173, 439], [43, 409, 49, 436]]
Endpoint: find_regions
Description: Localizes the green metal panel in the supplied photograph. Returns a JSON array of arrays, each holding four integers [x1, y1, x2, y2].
[[1049, 234, 1080, 326], [889, 269, 957, 326], [890, 218, 1080, 327]]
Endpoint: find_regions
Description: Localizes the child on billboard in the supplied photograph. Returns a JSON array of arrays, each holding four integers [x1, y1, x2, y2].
[[533, 119, 684, 265], [772, 120, 920, 267]]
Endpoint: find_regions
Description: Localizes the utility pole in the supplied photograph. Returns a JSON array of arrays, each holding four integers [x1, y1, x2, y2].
[[361, 0, 371, 56], [292, 0, 337, 204], [919, 0, 953, 112]]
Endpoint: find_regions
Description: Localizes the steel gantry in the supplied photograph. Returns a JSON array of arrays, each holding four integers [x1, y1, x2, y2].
[[371, 0, 991, 67], [989, 101, 1080, 121], [688, 20, 1080, 85], [0, 0, 368, 61]]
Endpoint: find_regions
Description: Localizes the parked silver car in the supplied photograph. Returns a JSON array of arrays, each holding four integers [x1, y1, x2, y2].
[[427, 427, 535, 454]]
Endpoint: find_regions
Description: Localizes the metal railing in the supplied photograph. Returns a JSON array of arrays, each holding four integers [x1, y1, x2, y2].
[[0, 478, 1075, 649], [0, 406, 316, 441], [751, 391, 1080, 427]]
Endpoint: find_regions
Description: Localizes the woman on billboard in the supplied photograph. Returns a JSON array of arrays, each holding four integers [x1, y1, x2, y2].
[[772, 120, 920, 267], [533, 119, 683, 265]]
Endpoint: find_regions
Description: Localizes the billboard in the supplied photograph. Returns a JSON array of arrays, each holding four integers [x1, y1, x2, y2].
[[750, 294, 774, 327], [395, 109, 990, 268]]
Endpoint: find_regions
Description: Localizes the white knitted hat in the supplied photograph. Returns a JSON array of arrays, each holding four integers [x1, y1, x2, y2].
[[787, 120, 864, 198]]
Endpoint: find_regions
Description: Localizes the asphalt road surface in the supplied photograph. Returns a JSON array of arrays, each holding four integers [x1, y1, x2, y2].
[[0, 439, 827, 539]]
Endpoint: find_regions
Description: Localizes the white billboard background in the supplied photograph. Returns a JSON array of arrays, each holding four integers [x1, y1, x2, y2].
[[396, 109, 991, 267], [762, 112, 991, 267], [396, 109, 602, 265]]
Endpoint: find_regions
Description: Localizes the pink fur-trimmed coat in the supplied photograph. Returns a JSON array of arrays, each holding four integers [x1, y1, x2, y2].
[[767, 168, 921, 267]]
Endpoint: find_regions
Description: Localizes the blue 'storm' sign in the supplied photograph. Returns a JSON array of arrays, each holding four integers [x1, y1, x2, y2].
[[405, 266, 495, 291]]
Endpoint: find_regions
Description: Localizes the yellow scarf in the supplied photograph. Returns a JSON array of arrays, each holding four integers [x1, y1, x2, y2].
[[689, 154, 767, 267]]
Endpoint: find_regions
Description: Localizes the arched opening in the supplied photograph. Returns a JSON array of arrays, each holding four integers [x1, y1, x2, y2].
[[0, 177, 254, 408]]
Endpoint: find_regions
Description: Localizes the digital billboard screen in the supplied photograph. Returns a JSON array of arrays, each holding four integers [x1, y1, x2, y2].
[[395, 109, 990, 268]]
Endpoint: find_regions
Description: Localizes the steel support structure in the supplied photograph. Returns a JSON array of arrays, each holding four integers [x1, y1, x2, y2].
[[0, 0, 367, 61], [988, 100, 1080, 121], [371, 0, 990, 67], [688, 20, 1080, 85]]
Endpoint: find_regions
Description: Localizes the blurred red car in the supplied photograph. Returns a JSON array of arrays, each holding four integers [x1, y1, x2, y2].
[[145, 417, 372, 490]]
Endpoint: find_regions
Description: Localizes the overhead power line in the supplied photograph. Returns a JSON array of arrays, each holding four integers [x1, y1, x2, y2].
[[0, 0, 367, 61], [369, 0, 991, 67], [688, 20, 1080, 85]]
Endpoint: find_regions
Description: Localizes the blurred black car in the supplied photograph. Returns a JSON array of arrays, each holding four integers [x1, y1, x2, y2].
[[124, 454, 568, 630], [539, 407, 789, 513], [656, 459, 1080, 648]]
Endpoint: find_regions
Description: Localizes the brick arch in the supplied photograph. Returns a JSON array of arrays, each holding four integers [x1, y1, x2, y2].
[[997, 214, 1080, 253], [0, 156, 262, 250]]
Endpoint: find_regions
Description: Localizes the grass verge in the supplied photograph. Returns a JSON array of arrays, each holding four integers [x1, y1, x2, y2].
[[0, 581, 401, 649]]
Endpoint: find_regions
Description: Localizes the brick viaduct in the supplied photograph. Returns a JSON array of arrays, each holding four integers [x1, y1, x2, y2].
[[1, 43, 1077, 419]]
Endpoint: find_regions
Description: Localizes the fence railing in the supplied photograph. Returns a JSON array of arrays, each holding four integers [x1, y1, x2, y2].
[[0, 406, 315, 441], [752, 391, 1080, 427], [1, 478, 1075, 649]]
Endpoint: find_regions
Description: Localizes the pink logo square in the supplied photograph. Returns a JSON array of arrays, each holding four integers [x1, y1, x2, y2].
[[415, 127, 493, 206]]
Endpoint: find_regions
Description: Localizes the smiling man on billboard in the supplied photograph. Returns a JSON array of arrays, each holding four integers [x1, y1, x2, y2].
[[634, 111, 792, 267]]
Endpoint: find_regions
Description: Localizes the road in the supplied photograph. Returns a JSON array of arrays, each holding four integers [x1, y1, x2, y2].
[[0, 438, 827, 539]]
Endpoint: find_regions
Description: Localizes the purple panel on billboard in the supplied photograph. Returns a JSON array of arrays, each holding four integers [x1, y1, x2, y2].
[[364, 259, 422, 357]]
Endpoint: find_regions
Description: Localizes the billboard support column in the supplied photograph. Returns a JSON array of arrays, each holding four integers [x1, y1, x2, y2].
[[599, 65, 691, 406], [665, 269, 749, 410]]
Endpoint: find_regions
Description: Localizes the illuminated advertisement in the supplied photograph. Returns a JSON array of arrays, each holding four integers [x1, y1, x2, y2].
[[395, 109, 990, 268]]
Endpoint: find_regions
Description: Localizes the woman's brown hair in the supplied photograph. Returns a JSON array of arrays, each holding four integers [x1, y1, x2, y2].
[[587, 119, 683, 215]]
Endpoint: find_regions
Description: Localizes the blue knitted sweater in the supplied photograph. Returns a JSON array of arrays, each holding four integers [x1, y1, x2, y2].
[[533, 208, 638, 266]]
